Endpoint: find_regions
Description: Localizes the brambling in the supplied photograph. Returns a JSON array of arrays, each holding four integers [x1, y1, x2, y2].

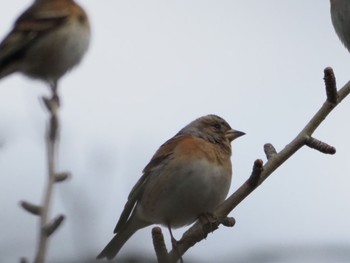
[[97, 114, 245, 260], [330, 0, 350, 52], [0, 0, 90, 93]]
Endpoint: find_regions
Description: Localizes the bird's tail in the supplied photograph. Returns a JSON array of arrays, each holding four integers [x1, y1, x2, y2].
[[0, 34, 20, 81], [0, 59, 16, 80], [97, 217, 149, 260]]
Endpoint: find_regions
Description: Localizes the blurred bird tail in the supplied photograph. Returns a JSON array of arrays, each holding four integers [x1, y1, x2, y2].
[[0, 58, 17, 80], [96, 218, 149, 260], [96, 233, 130, 260]]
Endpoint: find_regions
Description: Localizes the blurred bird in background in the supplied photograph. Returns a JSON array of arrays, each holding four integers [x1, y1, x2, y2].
[[0, 0, 90, 94], [97, 114, 245, 260], [330, 0, 350, 52]]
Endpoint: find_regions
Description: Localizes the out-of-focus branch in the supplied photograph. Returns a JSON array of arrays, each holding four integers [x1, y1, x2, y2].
[[20, 91, 69, 263], [34, 93, 61, 263], [20, 201, 42, 216], [162, 67, 350, 263]]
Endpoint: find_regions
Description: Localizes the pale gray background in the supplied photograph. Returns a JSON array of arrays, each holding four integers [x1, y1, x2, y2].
[[0, 1, 350, 262]]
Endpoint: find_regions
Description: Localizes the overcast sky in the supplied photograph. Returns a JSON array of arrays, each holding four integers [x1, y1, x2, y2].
[[1, 1, 350, 262]]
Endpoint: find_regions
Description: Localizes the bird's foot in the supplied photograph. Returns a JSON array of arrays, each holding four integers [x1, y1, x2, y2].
[[199, 212, 219, 236]]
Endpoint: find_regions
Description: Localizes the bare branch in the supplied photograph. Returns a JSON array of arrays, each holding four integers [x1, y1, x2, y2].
[[31, 91, 68, 263], [164, 67, 350, 262]]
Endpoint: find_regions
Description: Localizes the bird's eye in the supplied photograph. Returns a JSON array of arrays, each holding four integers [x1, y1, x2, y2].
[[213, 123, 221, 130]]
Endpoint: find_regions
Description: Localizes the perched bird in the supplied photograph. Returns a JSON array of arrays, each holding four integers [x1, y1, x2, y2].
[[97, 114, 245, 260], [330, 0, 350, 52], [0, 0, 91, 93]]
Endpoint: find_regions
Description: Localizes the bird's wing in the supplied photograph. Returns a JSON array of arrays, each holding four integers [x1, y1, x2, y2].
[[0, 2, 70, 66], [113, 135, 190, 234]]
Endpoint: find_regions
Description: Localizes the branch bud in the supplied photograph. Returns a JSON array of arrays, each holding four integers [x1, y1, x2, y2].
[[264, 143, 277, 160], [44, 214, 65, 236], [324, 67, 338, 104], [20, 201, 42, 216], [54, 172, 71, 183], [248, 159, 264, 187], [221, 217, 236, 227], [305, 137, 336, 155]]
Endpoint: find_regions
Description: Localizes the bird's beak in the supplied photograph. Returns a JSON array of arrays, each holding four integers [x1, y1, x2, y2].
[[226, 129, 245, 142]]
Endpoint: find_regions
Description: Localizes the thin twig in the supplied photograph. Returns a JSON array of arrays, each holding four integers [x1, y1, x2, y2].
[[33, 93, 61, 263], [163, 68, 350, 262]]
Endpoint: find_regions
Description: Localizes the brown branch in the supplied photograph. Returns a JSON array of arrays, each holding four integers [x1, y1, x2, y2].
[[152, 227, 169, 263], [33, 93, 60, 263], [162, 67, 350, 263], [20, 91, 69, 263]]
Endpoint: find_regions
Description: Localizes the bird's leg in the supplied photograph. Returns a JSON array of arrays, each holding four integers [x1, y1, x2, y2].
[[167, 225, 183, 263], [167, 225, 177, 249], [50, 81, 60, 106]]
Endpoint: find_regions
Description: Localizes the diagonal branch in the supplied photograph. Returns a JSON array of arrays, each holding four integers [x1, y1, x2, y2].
[[163, 67, 350, 263]]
